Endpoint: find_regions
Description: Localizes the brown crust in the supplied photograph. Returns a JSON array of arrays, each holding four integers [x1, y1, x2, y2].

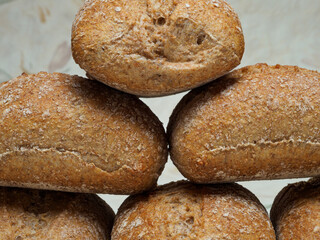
[[168, 63, 320, 183], [112, 180, 276, 239], [71, 0, 244, 97], [0, 72, 168, 194], [270, 178, 320, 239], [0, 187, 115, 239]]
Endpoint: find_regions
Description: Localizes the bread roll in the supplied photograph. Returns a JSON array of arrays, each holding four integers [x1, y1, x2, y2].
[[0, 187, 114, 240], [270, 178, 320, 240], [168, 64, 320, 183], [0, 72, 167, 194], [71, 0, 244, 97], [112, 181, 276, 239]]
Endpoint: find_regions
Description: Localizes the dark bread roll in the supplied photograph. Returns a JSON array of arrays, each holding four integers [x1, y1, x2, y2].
[[71, 0, 244, 97], [168, 64, 320, 183], [270, 178, 320, 240], [112, 181, 276, 239], [0, 187, 114, 240], [0, 72, 167, 194]]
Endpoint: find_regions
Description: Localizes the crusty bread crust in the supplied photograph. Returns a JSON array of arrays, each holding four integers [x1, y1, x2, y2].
[[270, 178, 320, 240], [0, 72, 167, 194], [112, 181, 276, 239], [0, 187, 115, 239], [71, 0, 244, 97], [168, 64, 320, 183]]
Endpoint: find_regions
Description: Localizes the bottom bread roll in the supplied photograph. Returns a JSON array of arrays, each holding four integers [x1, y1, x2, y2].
[[112, 181, 276, 239], [0, 187, 115, 239], [270, 178, 320, 240]]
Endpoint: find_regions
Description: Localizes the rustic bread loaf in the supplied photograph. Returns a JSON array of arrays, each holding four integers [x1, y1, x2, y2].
[[270, 178, 320, 240], [0, 72, 167, 194], [71, 0, 244, 97], [112, 181, 276, 239], [168, 64, 320, 183], [0, 187, 114, 240]]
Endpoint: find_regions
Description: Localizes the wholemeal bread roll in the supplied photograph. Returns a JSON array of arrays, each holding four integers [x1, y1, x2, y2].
[[0, 72, 167, 194], [112, 181, 276, 239], [168, 64, 320, 183], [71, 0, 244, 97], [270, 178, 320, 240], [0, 187, 114, 240]]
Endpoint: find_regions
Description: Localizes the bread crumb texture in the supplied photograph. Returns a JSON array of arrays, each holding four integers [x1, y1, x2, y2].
[[112, 181, 276, 239], [71, 0, 244, 96], [0, 187, 114, 239], [0, 72, 167, 194], [168, 64, 320, 183], [270, 177, 320, 240]]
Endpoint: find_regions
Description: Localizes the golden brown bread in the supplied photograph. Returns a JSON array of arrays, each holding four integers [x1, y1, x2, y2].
[[168, 63, 320, 183], [0, 72, 167, 194], [0, 187, 114, 240], [71, 0, 244, 97], [112, 181, 276, 239], [270, 178, 320, 240]]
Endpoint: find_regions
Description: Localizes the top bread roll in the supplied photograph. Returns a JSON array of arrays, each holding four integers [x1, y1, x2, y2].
[[168, 64, 320, 183], [0, 72, 167, 194], [71, 0, 244, 97]]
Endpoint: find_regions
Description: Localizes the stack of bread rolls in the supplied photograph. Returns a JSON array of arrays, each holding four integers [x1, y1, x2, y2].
[[0, 0, 319, 239]]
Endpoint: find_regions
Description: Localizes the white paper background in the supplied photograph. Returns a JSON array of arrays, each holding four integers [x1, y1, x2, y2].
[[0, 0, 319, 213]]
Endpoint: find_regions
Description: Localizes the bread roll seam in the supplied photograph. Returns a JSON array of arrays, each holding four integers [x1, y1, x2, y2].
[[0, 146, 125, 174], [203, 139, 320, 153]]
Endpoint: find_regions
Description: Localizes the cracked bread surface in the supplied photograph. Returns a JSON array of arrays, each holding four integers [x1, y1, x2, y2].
[[0, 187, 115, 240], [112, 181, 276, 239], [168, 64, 320, 183], [0, 72, 168, 194], [270, 177, 320, 240], [71, 0, 244, 96]]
